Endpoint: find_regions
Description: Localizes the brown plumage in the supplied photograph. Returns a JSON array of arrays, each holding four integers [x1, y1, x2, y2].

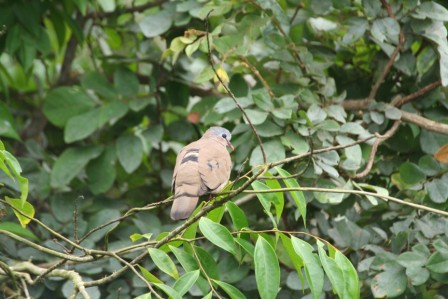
[[170, 127, 233, 220]]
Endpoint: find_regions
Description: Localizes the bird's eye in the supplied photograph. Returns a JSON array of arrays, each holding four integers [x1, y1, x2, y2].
[[221, 133, 227, 138]]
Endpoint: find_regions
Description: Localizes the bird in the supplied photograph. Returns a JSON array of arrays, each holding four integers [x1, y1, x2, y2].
[[170, 127, 234, 220]]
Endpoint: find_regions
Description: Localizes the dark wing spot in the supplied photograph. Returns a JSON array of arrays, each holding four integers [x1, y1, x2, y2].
[[186, 148, 199, 154], [207, 160, 213, 171], [181, 155, 198, 164]]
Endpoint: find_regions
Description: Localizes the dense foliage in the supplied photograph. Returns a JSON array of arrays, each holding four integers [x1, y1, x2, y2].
[[1, 0, 448, 298]]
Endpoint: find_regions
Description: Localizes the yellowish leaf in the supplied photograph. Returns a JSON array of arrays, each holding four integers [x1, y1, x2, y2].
[[434, 144, 448, 163]]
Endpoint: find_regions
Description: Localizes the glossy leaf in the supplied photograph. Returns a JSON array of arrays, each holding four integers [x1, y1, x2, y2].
[[275, 167, 307, 224], [116, 133, 143, 173], [43, 87, 95, 127], [254, 237, 280, 299], [173, 270, 200, 296], [226, 201, 249, 230], [214, 280, 247, 299], [199, 217, 236, 255], [50, 146, 103, 188], [0, 221, 38, 240], [138, 265, 162, 284], [6, 197, 35, 228], [291, 237, 324, 299], [148, 248, 179, 279]]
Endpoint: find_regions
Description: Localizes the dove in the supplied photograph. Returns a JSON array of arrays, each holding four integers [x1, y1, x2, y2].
[[170, 127, 233, 220]]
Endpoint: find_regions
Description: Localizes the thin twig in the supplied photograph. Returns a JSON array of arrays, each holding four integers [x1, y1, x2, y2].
[[368, 0, 405, 101], [391, 80, 442, 107], [205, 10, 267, 163], [86, 0, 167, 18], [240, 56, 275, 98], [111, 253, 163, 299], [78, 198, 171, 244], [242, 187, 448, 217], [74, 196, 82, 242], [352, 120, 401, 179], [190, 245, 222, 298]]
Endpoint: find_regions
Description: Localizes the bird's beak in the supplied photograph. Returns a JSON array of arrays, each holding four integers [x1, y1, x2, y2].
[[227, 140, 234, 151]]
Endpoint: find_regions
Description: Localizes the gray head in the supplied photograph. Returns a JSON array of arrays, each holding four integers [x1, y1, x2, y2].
[[203, 127, 234, 150]]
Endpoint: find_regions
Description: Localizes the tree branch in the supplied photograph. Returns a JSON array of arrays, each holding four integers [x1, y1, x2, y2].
[[243, 187, 448, 217], [10, 262, 90, 299], [391, 80, 442, 107], [400, 111, 448, 135], [352, 120, 401, 179]]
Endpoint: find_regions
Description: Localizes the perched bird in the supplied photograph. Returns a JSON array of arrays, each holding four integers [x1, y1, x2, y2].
[[171, 127, 233, 220]]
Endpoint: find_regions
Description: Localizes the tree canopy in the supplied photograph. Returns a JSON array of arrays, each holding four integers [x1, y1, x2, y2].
[[1, 0, 448, 298]]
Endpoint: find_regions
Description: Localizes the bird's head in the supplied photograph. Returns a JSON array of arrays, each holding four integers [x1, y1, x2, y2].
[[204, 127, 234, 150]]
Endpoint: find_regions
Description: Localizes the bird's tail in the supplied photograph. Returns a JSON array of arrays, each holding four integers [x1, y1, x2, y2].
[[170, 193, 199, 220]]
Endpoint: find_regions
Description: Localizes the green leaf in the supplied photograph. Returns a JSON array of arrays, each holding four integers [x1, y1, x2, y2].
[[148, 248, 179, 279], [169, 245, 199, 272], [419, 155, 441, 176], [264, 172, 285, 222], [397, 251, 427, 268], [0, 221, 38, 240], [6, 197, 35, 228], [371, 17, 400, 45], [251, 181, 281, 225], [154, 283, 181, 299], [317, 242, 345, 298], [130, 233, 153, 242], [51, 146, 103, 188], [0, 150, 29, 204], [116, 133, 143, 173], [202, 292, 213, 299], [399, 162, 426, 185], [114, 67, 139, 98], [371, 262, 406, 298], [0, 102, 20, 140], [199, 217, 236, 255], [194, 66, 215, 83], [86, 145, 116, 194], [406, 266, 430, 286], [279, 233, 304, 283], [281, 131, 309, 154], [137, 265, 162, 284], [173, 270, 200, 296], [427, 252, 448, 273], [291, 237, 324, 299], [235, 237, 255, 257], [194, 246, 220, 279], [275, 167, 307, 224], [254, 236, 280, 299], [214, 280, 247, 299], [43, 87, 95, 127], [64, 109, 100, 143], [413, 1, 448, 21], [64, 101, 128, 143], [334, 250, 360, 299], [245, 109, 268, 125], [225, 201, 249, 230], [434, 239, 448, 255], [139, 10, 173, 38], [385, 106, 401, 120], [81, 72, 117, 100], [425, 177, 448, 203], [250, 140, 285, 166]]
